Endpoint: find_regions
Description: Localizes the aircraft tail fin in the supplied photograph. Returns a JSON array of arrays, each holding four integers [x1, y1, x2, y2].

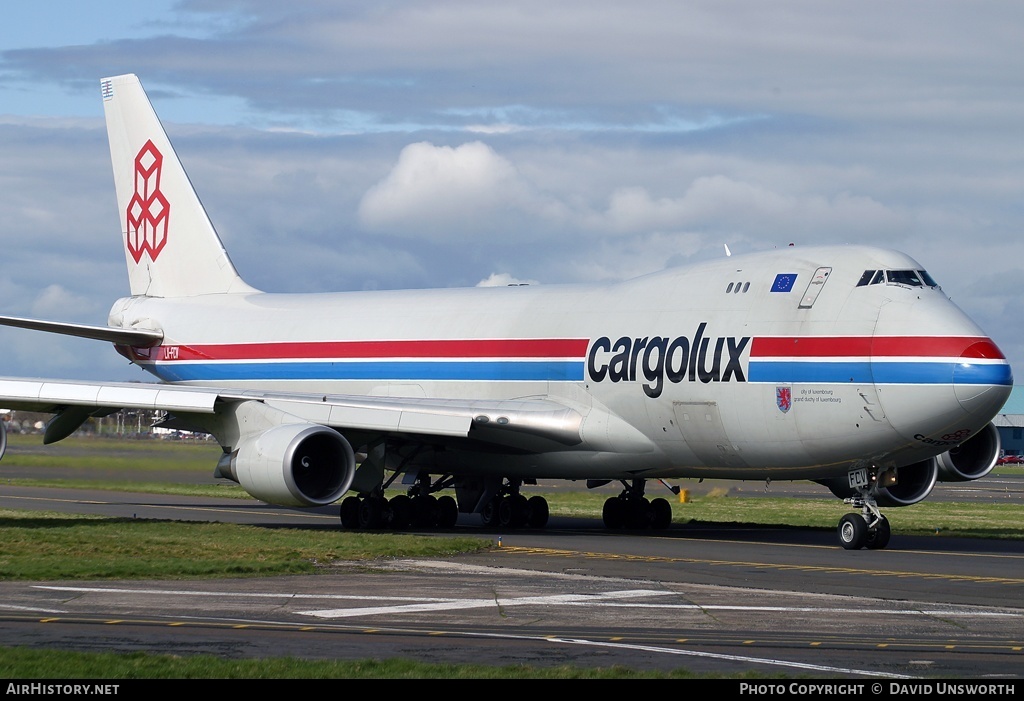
[[101, 74, 257, 298]]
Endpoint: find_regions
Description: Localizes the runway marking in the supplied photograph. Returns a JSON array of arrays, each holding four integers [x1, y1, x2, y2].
[[12, 609, 1011, 679], [0, 610, 974, 679], [34, 584, 1024, 620], [0, 603, 67, 614], [35, 585, 454, 603], [301, 588, 673, 618], [543, 637, 915, 679], [498, 546, 1024, 584]]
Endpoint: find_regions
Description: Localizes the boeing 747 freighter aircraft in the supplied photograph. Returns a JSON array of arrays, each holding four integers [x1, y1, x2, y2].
[[0, 74, 1012, 549]]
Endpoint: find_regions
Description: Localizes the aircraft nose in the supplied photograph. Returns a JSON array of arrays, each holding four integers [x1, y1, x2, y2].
[[951, 337, 1013, 415]]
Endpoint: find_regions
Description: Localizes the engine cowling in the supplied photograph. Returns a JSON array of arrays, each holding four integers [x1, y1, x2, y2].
[[224, 423, 356, 507], [872, 458, 939, 506], [817, 422, 1000, 507], [818, 458, 938, 507], [936, 422, 1000, 482]]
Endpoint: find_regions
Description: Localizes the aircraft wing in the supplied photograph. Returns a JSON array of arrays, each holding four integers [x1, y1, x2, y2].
[[0, 377, 649, 453]]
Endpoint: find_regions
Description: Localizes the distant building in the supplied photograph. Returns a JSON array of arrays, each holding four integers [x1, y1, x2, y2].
[[994, 385, 1024, 457]]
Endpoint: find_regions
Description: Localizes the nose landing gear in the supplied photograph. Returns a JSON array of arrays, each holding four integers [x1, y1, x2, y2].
[[838, 494, 891, 550]]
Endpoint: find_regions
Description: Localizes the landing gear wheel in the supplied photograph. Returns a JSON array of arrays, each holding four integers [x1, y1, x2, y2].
[[497, 497, 515, 528], [480, 498, 500, 528], [358, 496, 386, 529], [838, 513, 868, 550], [497, 494, 528, 528], [627, 497, 653, 529], [412, 495, 439, 528], [388, 494, 412, 530], [339, 496, 360, 529], [526, 496, 549, 528], [602, 496, 626, 529], [436, 495, 458, 528], [650, 497, 672, 529], [865, 517, 891, 550]]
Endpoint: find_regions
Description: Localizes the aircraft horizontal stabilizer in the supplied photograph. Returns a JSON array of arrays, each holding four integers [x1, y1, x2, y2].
[[0, 314, 163, 347]]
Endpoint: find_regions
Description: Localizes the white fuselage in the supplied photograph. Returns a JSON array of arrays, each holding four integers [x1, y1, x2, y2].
[[109, 245, 1013, 482]]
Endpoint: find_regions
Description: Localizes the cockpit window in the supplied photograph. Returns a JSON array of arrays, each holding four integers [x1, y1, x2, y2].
[[886, 270, 923, 286], [858, 268, 939, 288]]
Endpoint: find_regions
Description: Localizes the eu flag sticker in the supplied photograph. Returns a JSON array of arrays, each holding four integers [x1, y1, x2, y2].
[[771, 273, 797, 292]]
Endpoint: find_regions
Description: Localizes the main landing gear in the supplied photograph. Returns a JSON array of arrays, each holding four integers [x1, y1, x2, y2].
[[479, 479, 549, 529], [339, 472, 458, 530], [837, 495, 891, 550], [601, 478, 673, 530]]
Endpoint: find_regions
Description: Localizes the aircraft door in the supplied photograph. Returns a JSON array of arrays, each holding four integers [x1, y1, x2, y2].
[[672, 401, 748, 467], [798, 267, 832, 309]]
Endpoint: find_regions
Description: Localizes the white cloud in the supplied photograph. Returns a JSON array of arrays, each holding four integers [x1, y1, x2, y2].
[[358, 141, 542, 239], [476, 272, 539, 287], [30, 284, 93, 318]]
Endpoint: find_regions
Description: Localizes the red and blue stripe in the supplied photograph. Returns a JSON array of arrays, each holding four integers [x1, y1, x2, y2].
[[747, 336, 1012, 385], [131, 339, 591, 383], [131, 335, 1012, 386]]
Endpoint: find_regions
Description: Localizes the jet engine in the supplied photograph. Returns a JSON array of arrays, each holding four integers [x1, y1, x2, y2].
[[935, 421, 1000, 482], [817, 458, 938, 506], [818, 421, 1002, 507], [219, 423, 356, 507], [870, 458, 939, 506]]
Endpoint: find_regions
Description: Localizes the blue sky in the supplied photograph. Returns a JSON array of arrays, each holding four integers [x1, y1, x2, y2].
[[1, 1, 1022, 382]]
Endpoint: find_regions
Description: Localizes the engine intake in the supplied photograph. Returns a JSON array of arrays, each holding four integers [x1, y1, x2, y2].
[[817, 458, 938, 507], [936, 422, 1000, 482], [222, 423, 356, 507], [873, 458, 938, 506]]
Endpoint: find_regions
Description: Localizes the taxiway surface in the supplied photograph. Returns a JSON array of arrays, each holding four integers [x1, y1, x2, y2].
[[0, 482, 1022, 678]]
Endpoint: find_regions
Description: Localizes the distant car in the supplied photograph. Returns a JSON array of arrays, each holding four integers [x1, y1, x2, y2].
[[997, 455, 1024, 465]]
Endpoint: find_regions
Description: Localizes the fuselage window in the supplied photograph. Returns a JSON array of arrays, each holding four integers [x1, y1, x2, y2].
[[742, 282, 750, 293], [726, 282, 734, 293]]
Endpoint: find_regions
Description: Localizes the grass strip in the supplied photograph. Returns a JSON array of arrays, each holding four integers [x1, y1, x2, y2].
[[0, 645, 782, 679], [0, 509, 490, 580]]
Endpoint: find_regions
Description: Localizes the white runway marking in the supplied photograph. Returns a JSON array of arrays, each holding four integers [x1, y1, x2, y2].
[[28, 583, 993, 679], [34, 585, 453, 603], [544, 638, 916, 679], [298, 588, 674, 618], [0, 603, 67, 614], [34, 584, 1024, 621]]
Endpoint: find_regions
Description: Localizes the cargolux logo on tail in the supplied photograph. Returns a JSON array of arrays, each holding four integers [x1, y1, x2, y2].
[[125, 139, 170, 263]]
